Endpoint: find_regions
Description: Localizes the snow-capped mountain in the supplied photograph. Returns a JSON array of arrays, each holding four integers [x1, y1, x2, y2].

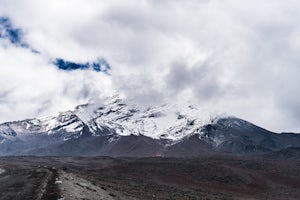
[[75, 96, 217, 141], [0, 96, 300, 157]]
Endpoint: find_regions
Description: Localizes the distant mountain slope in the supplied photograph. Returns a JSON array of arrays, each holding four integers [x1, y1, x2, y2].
[[0, 96, 299, 157]]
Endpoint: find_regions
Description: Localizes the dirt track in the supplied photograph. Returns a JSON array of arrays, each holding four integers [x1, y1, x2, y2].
[[59, 171, 119, 200]]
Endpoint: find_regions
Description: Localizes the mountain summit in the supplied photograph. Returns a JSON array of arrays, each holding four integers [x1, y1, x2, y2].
[[0, 96, 300, 157]]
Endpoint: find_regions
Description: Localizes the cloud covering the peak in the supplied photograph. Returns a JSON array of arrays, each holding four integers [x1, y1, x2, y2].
[[0, 0, 300, 132]]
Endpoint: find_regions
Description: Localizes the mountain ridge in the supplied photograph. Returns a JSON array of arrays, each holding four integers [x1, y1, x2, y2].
[[0, 96, 300, 157]]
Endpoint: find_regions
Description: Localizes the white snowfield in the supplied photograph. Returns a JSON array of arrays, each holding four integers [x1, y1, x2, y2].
[[0, 96, 228, 142], [75, 96, 224, 141], [0, 168, 5, 174]]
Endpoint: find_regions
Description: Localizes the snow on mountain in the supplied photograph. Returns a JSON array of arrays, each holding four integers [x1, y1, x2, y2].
[[39, 111, 84, 134], [0, 110, 85, 143], [1, 95, 300, 157], [74, 96, 219, 141], [0, 95, 221, 142]]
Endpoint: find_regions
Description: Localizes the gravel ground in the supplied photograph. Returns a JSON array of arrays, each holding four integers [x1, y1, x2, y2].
[[0, 156, 299, 200], [59, 170, 117, 200]]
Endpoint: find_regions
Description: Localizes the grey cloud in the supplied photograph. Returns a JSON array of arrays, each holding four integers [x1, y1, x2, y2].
[[0, 90, 10, 102], [0, 0, 300, 133], [165, 60, 224, 101]]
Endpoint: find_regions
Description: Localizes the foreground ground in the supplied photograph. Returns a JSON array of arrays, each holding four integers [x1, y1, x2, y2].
[[0, 155, 299, 200]]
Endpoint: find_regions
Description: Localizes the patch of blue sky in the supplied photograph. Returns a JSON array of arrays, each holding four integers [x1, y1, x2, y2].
[[0, 17, 27, 47], [54, 58, 111, 74]]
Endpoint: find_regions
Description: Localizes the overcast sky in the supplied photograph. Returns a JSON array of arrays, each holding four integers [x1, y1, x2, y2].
[[0, 0, 300, 132]]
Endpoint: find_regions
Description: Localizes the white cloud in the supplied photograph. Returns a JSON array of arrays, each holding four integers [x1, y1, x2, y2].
[[0, 0, 300, 132], [0, 42, 113, 121]]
